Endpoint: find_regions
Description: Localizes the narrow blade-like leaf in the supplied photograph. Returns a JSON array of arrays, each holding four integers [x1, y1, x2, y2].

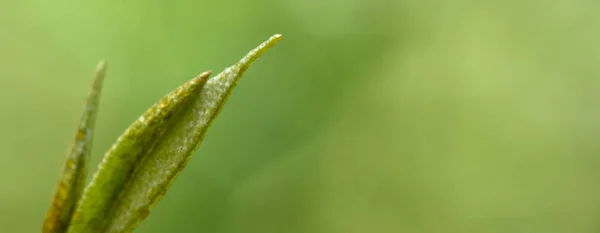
[[43, 61, 107, 233], [66, 34, 282, 233], [66, 71, 212, 233]]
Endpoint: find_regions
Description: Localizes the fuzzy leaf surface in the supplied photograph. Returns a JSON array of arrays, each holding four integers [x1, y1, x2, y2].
[[66, 34, 282, 233]]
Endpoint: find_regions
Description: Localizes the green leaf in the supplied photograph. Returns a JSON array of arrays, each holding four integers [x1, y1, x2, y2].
[[43, 61, 107, 233], [66, 34, 282, 233]]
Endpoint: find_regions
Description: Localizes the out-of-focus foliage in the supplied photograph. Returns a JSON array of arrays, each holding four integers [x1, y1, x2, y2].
[[43, 61, 106, 233], [1, 1, 600, 233]]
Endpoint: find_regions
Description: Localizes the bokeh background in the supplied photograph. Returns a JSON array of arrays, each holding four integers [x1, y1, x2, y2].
[[2, 0, 600, 232]]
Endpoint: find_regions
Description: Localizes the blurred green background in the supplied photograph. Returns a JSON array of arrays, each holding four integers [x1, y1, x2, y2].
[[2, 0, 600, 232]]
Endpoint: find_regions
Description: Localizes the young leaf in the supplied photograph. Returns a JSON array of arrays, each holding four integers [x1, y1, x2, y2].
[[65, 71, 212, 233], [66, 34, 282, 233], [43, 61, 107, 233]]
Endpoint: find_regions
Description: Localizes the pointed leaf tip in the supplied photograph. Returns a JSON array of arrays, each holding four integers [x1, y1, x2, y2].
[[96, 61, 107, 74], [238, 34, 282, 73], [193, 70, 212, 83], [43, 61, 107, 233]]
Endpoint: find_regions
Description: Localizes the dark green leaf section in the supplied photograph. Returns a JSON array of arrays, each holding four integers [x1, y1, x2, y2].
[[43, 61, 107, 233], [101, 34, 282, 233], [65, 71, 212, 233]]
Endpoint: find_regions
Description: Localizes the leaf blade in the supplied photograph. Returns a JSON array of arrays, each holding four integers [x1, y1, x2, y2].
[[66, 71, 212, 233], [43, 61, 107, 233], [66, 34, 281, 233], [102, 34, 282, 233]]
